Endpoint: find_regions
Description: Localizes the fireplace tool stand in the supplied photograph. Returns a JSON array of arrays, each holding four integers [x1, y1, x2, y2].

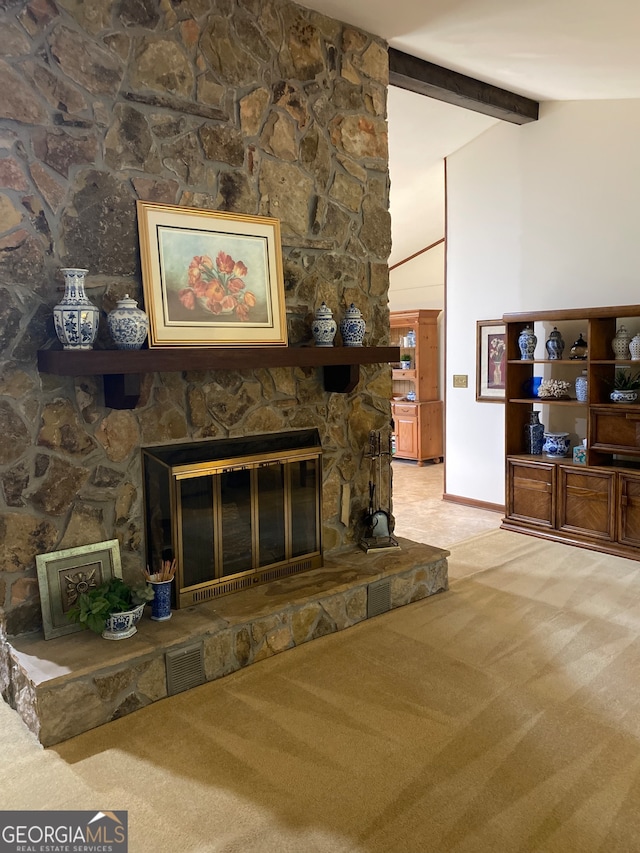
[[360, 427, 399, 553]]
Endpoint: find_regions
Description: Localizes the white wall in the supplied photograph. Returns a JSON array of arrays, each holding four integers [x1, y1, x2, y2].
[[388, 242, 445, 312], [446, 99, 640, 505]]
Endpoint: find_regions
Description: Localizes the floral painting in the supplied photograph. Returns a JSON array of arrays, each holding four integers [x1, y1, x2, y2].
[[477, 320, 506, 402], [137, 202, 287, 347]]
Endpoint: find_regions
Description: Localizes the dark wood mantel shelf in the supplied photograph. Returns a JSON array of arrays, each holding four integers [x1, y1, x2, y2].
[[38, 345, 400, 408]]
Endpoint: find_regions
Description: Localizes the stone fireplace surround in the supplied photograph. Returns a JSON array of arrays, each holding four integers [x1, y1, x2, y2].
[[0, 0, 394, 642], [0, 0, 411, 744]]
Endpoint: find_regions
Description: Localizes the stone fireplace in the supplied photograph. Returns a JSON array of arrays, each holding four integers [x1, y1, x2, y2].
[[142, 429, 323, 606], [0, 0, 453, 748], [0, 0, 393, 641]]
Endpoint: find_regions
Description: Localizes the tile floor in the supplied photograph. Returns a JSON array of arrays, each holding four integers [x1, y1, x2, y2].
[[391, 459, 503, 549]]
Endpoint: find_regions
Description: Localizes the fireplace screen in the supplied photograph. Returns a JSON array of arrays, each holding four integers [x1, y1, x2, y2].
[[142, 430, 322, 607]]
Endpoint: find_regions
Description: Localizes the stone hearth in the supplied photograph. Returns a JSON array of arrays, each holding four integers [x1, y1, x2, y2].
[[1, 539, 448, 746]]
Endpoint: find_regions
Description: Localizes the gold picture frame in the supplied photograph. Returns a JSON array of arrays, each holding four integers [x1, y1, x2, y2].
[[36, 539, 122, 640], [476, 320, 506, 402], [137, 201, 288, 347]]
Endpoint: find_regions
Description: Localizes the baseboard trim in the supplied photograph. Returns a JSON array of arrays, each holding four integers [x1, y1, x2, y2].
[[443, 493, 504, 514]]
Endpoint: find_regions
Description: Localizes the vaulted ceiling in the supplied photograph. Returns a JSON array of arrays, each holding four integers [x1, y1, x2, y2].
[[299, 0, 640, 265]]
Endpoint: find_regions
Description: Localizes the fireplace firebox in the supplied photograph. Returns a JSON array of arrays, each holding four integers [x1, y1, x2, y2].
[[142, 430, 323, 607]]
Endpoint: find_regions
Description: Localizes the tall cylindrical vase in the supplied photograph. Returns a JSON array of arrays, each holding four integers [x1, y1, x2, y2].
[[53, 268, 99, 350], [149, 580, 172, 621], [524, 410, 545, 455]]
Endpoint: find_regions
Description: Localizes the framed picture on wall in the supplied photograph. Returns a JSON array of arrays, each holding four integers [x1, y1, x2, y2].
[[476, 320, 506, 402], [137, 201, 288, 347]]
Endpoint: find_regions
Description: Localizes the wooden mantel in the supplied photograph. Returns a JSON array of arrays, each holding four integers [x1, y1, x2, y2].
[[37, 345, 400, 408]]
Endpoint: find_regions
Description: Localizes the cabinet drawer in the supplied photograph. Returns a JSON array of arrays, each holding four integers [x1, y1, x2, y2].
[[590, 408, 640, 454], [393, 403, 417, 417]]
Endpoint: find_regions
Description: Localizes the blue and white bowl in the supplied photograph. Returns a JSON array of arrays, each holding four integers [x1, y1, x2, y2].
[[542, 431, 571, 458], [102, 603, 145, 640]]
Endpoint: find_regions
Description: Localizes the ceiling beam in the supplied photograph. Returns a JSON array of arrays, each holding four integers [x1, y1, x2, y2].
[[388, 48, 539, 125]]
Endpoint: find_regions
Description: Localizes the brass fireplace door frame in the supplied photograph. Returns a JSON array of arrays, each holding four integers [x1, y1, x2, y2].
[[172, 445, 323, 607]]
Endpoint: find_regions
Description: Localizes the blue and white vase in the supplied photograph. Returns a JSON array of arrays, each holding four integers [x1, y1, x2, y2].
[[311, 302, 337, 347], [518, 326, 537, 360], [542, 431, 571, 458], [340, 303, 366, 347], [575, 370, 588, 402], [149, 579, 172, 621], [545, 327, 565, 359], [524, 410, 545, 455], [53, 268, 99, 350], [107, 294, 149, 350]]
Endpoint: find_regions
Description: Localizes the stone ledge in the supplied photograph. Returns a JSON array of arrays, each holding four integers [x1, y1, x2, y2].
[[1, 538, 448, 747]]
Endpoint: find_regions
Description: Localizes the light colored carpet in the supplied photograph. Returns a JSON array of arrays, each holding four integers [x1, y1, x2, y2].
[[3, 529, 640, 852]]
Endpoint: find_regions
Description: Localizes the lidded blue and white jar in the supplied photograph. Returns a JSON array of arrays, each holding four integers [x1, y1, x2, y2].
[[518, 325, 537, 360], [311, 302, 337, 347], [545, 327, 565, 359], [340, 303, 366, 347], [53, 268, 99, 350], [107, 294, 149, 350]]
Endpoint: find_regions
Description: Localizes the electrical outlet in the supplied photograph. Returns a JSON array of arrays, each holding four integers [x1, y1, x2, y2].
[[453, 374, 468, 388]]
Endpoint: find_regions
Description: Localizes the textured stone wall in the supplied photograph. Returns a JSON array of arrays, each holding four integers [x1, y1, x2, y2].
[[0, 0, 392, 636]]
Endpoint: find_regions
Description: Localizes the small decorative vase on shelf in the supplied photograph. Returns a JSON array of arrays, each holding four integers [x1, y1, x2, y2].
[[630, 334, 640, 361], [311, 302, 337, 347], [524, 411, 545, 455], [569, 333, 588, 359], [575, 370, 588, 402], [107, 294, 149, 350], [545, 327, 565, 359], [542, 431, 571, 458], [612, 326, 631, 360], [340, 303, 365, 347], [148, 579, 172, 621], [518, 326, 537, 360], [53, 268, 99, 350], [400, 355, 411, 369]]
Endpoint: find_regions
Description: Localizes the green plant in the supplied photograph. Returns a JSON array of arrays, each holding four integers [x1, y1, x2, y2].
[[66, 577, 154, 635], [613, 369, 640, 390]]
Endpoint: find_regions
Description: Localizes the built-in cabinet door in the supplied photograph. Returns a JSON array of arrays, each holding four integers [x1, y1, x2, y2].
[[557, 466, 615, 541], [417, 400, 443, 463], [394, 407, 418, 459], [617, 472, 640, 547], [507, 459, 555, 528]]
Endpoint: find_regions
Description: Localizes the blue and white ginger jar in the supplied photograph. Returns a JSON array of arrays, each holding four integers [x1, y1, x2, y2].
[[53, 268, 99, 350], [107, 294, 149, 350], [311, 302, 337, 347], [340, 303, 366, 347], [518, 326, 537, 360]]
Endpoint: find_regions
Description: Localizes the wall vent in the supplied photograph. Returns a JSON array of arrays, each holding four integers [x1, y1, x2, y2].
[[367, 579, 391, 618], [166, 643, 205, 696]]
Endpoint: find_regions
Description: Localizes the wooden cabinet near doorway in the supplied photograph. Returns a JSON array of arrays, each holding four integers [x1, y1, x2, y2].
[[390, 310, 443, 465]]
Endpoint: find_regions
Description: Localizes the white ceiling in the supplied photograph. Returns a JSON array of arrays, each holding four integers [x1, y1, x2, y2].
[[298, 0, 640, 265]]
